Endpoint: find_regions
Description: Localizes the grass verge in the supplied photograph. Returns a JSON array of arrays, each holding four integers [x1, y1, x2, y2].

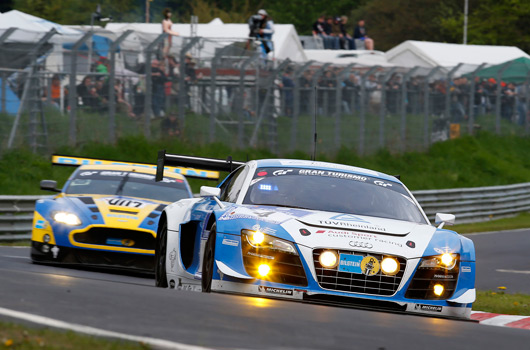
[[0, 321, 150, 350], [474, 291, 530, 316], [452, 212, 530, 234]]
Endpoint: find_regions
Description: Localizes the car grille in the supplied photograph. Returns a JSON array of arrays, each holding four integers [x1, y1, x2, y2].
[[313, 249, 406, 296], [73, 227, 155, 250]]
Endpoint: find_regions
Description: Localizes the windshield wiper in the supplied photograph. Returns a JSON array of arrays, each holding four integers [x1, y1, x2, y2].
[[115, 172, 130, 196]]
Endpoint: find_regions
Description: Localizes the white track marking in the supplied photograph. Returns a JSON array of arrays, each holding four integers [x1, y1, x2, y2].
[[479, 315, 529, 327], [0, 255, 30, 259], [496, 269, 530, 274], [0, 307, 215, 350]]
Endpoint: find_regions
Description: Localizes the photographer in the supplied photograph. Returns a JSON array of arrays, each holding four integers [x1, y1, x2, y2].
[[247, 9, 273, 55]]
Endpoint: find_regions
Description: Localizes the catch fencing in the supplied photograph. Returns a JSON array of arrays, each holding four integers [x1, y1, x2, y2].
[[0, 27, 529, 157], [1, 183, 530, 240]]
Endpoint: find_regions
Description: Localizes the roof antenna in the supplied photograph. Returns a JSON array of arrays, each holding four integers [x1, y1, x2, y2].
[[312, 86, 317, 161]]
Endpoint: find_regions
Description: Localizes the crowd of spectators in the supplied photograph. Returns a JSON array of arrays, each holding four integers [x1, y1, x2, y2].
[[312, 15, 374, 50]]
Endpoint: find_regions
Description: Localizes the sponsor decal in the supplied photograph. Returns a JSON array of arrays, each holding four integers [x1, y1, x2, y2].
[[374, 180, 392, 187], [250, 178, 265, 186], [338, 254, 363, 273], [330, 214, 369, 222], [106, 238, 135, 247], [373, 237, 403, 248], [318, 220, 387, 233], [51, 245, 60, 259], [434, 274, 454, 279], [299, 228, 311, 236], [106, 213, 138, 220], [222, 238, 239, 247], [316, 230, 376, 240], [361, 255, 380, 276], [101, 198, 145, 208], [41, 244, 50, 253], [80, 171, 98, 176], [349, 241, 373, 249], [169, 280, 176, 289], [258, 286, 293, 296], [415, 304, 443, 313], [406, 240, 416, 248], [273, 169, 293, 176], [252, 224, 276, 235], [218, 213, 283, 224], [247, 251, 275, 260], [298, 169, 368, 182], [461, 266, 471, 273], [434, 247, 452, 254], [35, 220, 46, 229], [169, 248, 177, 271], [257, 171, 268, 176]]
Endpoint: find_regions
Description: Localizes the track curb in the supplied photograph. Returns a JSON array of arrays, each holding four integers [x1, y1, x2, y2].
[[471, 311, 530, 329]]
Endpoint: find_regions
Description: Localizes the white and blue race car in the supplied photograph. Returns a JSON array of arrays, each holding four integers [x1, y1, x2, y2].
[[154, 152, 476, 318]]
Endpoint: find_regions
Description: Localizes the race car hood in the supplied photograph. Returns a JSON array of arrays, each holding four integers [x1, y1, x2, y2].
[[65, 195, 166, 229], [217, 205, 460, 259]]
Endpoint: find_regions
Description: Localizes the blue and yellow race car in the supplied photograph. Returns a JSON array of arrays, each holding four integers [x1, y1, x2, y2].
[[31, 155, 218, 272]]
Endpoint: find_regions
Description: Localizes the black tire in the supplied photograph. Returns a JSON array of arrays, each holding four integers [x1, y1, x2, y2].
[[155, 219, 168, 288], [201, 223, 217, 293]]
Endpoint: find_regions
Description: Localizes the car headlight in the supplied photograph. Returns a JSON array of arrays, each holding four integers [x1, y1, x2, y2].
[[419, 253, 458, 270], [52, 211, 82, 226], [242, 229, 298, 255], [381, 257, 400, 275]]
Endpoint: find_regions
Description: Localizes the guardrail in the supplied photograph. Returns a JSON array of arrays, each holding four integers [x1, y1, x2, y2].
[[1, 183, 530, 240]]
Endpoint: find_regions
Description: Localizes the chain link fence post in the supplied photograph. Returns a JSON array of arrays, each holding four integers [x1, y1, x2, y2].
[[379, 67, 397, 149], [359, 66, 379, 155], [143, 33, 167, 138], [495, 61, 513, 134], [238, 53, 259, 149], [108, 30, 132, 144], [178, 37, 200, 134], [423, 67, 441, 149], [335, 64, 355, 149], [467, 63, 486, 135], [400, 66, 419, 152], [291, 60, 313, 152]]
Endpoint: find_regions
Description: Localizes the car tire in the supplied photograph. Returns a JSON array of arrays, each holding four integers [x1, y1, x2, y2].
[[201, 223, 217, 293], [155, 219, 168, 288]]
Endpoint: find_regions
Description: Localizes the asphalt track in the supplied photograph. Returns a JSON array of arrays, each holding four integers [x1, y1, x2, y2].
[[0, 229, 529, 350]]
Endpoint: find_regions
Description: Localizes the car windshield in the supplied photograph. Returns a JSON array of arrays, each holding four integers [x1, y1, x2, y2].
[[65, 170, 190, 203], [243, 167, 427, 224]]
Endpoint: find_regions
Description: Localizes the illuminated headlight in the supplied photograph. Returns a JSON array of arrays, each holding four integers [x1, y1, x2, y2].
[[381, 257, 400, 275], [419, 253, 458, 270], [319, 250, 338, 269], [258, 264, 271, 276], [53, 211, 81, 226], [433, 284, 444, 296], [242, 229, 297, 255]]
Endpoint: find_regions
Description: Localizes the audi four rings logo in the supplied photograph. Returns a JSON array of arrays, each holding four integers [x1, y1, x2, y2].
[[349, 241, 373, 249]]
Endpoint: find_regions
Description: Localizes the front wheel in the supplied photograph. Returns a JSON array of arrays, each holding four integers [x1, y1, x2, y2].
[[155, 220, 168, 288], [201, 223, 217, 293]]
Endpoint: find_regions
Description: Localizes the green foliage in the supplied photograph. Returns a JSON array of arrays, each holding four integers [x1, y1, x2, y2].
[[475, 291, 530, 314], [3, 132, 530, 195]]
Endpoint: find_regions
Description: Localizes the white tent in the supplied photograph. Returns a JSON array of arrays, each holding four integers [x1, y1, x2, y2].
[[385, 40, 530, 74], [105, 19, 307, 62], [0, 9, 83, 44], [304, 49, 394, 67]]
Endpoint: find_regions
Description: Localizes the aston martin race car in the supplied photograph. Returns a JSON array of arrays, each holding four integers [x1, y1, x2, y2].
[[31, 155, 218, 272], [154, 152, 476, 318]]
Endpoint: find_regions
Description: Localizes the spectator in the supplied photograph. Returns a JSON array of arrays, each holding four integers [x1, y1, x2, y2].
[[161, 113, 180, 137], [114, 79, 136, 118], [247, 9, 270, 56], [340, 16, 355, 50], [331, 17, 344, 49], [312, 15, 333, 50], [353, 19, 374, 50], [43, 74, 67, 110], [76, 76, 99, 109], [501, 82, 516, 121], [324, 16, 340, 50], [280, 68, 295, 117], [515, 83, 528, 126], [95, 57, 110, 74], [162, 8, 179, 57], [261, 13, 275, 55], [151, 59, 166, 117]]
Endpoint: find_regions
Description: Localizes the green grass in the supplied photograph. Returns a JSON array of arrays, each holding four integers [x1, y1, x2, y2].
[[0, 321, 150, 350], [474, 291, 530, 316], [452, 212, 530, 234]]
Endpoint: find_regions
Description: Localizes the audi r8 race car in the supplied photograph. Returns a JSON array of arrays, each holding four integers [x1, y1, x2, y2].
[[31, 155, 218, 272], [154, 152, 476, 318]]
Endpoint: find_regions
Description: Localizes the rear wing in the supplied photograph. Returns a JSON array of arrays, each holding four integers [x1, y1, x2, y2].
[[155, 150, 246, 182], [52, 154, 220, 181]]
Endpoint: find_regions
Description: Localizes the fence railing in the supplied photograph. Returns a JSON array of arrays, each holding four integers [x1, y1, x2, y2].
[[1, 183, 529, 240]]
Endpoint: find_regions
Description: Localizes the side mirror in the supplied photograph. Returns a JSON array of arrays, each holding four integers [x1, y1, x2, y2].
[[200, 186, 221, 198], [435, 213, 455, 229], [40, 180, 61, 192], [200, 186, 224, 209]]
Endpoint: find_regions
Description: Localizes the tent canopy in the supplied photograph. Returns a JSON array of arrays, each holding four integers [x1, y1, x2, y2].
[[470, 57, 530, 84], [385, 40, 530, 74]]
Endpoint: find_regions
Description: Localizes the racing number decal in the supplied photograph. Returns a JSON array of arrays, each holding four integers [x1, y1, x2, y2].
[[106, 198, 144, 208]]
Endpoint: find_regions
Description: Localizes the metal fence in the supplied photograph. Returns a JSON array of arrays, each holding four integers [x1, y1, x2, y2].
[[2, 182, 530, 240], [1, 27, 529, 157]]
